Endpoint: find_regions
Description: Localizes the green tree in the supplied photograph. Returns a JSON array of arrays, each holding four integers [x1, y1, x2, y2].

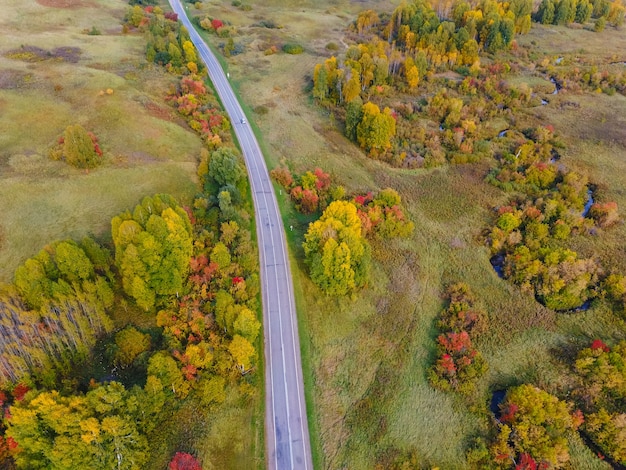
[[345, 96, 364, 142], [535, 0, 556, 24], [59, 125, 101, 169], [112, 195, 193, 311]]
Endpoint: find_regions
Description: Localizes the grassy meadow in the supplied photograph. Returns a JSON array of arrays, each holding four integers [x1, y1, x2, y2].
[[0, 0, 204, 282], [191, 1, 626, 468]]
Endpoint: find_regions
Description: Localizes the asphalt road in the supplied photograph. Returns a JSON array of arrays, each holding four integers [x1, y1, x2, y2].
[[167, 2, 313, 469]]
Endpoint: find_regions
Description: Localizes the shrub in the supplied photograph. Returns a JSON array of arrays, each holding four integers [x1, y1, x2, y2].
[[282, 43, 304, 54], [168, 452, 202, 470], [428, 283, 488, 394], [51, 124, 102, 169]]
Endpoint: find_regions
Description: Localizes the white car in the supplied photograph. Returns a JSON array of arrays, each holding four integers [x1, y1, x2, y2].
[[240, 118, 246, 124]]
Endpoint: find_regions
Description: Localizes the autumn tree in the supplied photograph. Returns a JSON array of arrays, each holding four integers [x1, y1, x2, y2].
[[302, 200, 370, 295], [491, 384, 579, 467], [6, 383, 157, 470], [113, 326, 151, 368], [51, 125, 102, 169], [356, 102, 396, 156], [111, 194, 193, 311]]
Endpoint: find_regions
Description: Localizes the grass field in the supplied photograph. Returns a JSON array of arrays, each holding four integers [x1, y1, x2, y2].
[[191, 2, 626, 468], [0, 0, 203, 282]]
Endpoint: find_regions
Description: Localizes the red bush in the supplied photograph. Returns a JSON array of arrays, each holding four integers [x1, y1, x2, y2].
[[12, 383, 29, 402], [211, 19, 224, 30], [169, 452, 202, 470], [591, 339, 610, 353]]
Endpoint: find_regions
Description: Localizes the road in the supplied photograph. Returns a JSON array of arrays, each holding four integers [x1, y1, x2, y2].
[[167, 2, 313, 469]]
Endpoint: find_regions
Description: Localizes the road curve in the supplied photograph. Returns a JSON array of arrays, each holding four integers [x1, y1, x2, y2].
[[167, 2, 313, 469]]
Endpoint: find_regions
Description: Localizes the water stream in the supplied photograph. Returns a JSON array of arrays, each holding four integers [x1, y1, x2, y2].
[[582, 188, 594, 217]]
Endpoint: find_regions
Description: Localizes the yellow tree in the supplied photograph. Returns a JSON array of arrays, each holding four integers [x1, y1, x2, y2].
[[356, 102, 396, 155], [302, 201, 370, 295]]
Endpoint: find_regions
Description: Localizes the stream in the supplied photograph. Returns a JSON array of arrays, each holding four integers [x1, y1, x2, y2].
[[582, 188, 594, 217], [550, 76, 562, 94]]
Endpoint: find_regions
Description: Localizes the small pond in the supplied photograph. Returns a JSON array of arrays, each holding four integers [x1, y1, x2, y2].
[[490, 390, 506, 420], [490, 254, 505, 279]]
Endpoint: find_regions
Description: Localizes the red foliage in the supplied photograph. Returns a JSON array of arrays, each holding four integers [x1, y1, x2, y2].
[[12, 383, 29, 402], [290, 186, 303, 201], [438, 331, 472, 354], [270, 167, 294, 188], [591, 339, 610, 353], [164, 12, 178, 22], [0, 391, 6, 407], [572, 409, 585, 429], [189, 255, 209, 273], [183, 206, 196, 226], [208, 114, 223, 130], [497, 205, 515, 215], [314, 168, 331, 191], [144, 6, 154, 13], [353, 192, 374, 207], [500, 403, 519, 424], [211, 19, 224, 30], [169, 452, 202, 470], [438, 354, 456, 375], [524, 206, 542, 219], [516, 453, 537, 470], [180, 77, 207, 96], [300, 189, 319, 214], [181, 364, 198, 381], [232, 276, 244, 285]]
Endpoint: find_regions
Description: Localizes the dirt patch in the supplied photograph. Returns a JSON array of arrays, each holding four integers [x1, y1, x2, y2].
[[144, 101, 174, 121], [4, 45, 82, 63], [36, 0, 89, 7]]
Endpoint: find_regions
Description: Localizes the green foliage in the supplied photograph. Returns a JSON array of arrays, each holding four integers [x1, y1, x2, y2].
[[51, 125, 102, 169], [303, 200, 370, 296], [14, 239, 113, 311], [490, 384, 578, 467], [112, 195, 193, 311], [282, 43, 304, 54]]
